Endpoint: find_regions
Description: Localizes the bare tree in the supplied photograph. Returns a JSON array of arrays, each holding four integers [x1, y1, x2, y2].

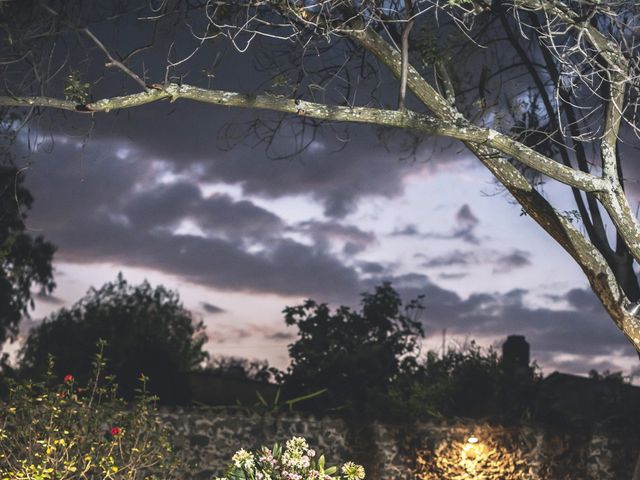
[[3, 0, 640, 354]]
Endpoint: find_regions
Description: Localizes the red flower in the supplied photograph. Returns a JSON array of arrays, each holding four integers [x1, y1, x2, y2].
[[110, 427, 121, 436], [63, 374, 74, 383]]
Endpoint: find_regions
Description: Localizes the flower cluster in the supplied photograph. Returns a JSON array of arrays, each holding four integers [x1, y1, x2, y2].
[[216, 436, 364, 480], [0, 352, 181, 479]]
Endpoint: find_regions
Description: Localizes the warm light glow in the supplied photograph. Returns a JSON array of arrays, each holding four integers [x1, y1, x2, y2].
[[415, 428, 530, 479]]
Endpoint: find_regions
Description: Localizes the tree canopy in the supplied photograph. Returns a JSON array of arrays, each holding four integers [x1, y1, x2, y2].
[[2, 0, 640, 353], [0, 163, 55, 347], [282, 282, 424, 413], [19, 274, 208, 403]]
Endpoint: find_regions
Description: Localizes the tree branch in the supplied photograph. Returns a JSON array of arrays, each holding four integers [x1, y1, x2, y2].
[[398, 0, 414, 111], [0, 85, 608, 193], [82, 27, 148, 90], [349, 24, 640, 351]]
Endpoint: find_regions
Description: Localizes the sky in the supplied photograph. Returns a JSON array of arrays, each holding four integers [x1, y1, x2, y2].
[[5, 26, 640, 379], [7, 101, 638, 379]]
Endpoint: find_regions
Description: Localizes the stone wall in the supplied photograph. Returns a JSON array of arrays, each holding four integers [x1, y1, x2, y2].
[[160, 407, 640, 479]]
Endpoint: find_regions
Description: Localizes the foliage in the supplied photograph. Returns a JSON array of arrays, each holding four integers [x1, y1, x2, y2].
[[416, 343, 504, 418], [0, 163, 56, 347], [202, 355, 279, 383], [253, 386, 328, 415], [63, 71, 90, 103], [282, 282, 424, 414], [382, 342, 540, 421], [0, 349, 182, 479], [215, 436, 365, 480], [19, 274, 207, 403]]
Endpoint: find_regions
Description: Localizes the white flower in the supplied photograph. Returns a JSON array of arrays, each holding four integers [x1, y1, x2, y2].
[[232, 448, 255, 470], [285, 436, 309, 453], [341, 462, 365, 480]]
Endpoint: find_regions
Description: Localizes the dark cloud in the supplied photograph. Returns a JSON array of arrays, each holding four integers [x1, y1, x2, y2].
[[266, 331, 295, 341], [456, 204, 479, 227], [358, 261, 387, 274], [200, 302, 226, 314], [452, 204, 480, 244], [422, 250, 476, 268], [294, 220, 376, 255], [396, 205, 482, 244], [438, 272, 468, 280], [391, 224, 421, 236], [122, 183, 284, 240], [80, 110, 428, 218], [493, 250, 531, 273], [564, 288, 605, 313], [19, 139, 361, 302], [421, 248, 532, 274], [195, 194, 284, 239], [123, 181, 201, 230]]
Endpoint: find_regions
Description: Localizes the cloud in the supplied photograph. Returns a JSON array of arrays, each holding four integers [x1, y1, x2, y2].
[[421, 250, 477, 268], [421, 248, 532, 274], [361, 273, 635, 374], [452, 204, 480, 244], [81, 114, 431, 218], [438, 272, 468, 280], [456, 204, 478, 227], [19, 140, 361, 303], [266, 331, 295, 341], [391, 224, 421, 236], [493, 250, 531, 273], [200, 302, 226, 314], [358, 261, 388, 274], [564, 288, 605, 313], [294, 220, 376, 255], [393, 205, 482, 244]]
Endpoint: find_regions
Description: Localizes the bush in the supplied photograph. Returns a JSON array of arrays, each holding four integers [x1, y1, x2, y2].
[[215, 436, 365, 480], [19, 274, 207, 404], [0, 346, 181, 479]]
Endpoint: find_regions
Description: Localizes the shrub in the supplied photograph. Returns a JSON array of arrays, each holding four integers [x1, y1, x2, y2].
[[0, 346, 181, 479], [215, 436, 365, 480]]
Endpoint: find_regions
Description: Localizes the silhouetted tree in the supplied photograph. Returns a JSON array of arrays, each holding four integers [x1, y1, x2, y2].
[[19, 274, 207, 403], [282, 282, 424, 414], [0, 163, 55, 347]]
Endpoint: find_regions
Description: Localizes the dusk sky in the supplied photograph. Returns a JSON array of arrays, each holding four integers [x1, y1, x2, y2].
[[6, 36, 640, 379]]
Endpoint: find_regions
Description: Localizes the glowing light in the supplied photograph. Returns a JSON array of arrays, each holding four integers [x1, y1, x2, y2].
[[467, 436, 479, 444]]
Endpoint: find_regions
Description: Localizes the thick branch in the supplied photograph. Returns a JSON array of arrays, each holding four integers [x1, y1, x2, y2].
[[0, 85, 607, 193], [349, 25, 640, 351], [398, 0, 414, 111], [601, 74, 626, 181]]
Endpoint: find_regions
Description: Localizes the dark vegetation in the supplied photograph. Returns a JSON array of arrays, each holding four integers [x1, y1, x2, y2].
[[18, 274, 207, 404], [0, 174, 633, 423], [0, 163, 55, 348]]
